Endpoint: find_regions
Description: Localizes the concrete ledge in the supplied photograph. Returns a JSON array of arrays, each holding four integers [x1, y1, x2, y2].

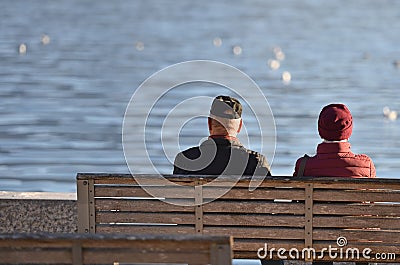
[[0, 191, 76, 200], [0, 192, 77, 233]]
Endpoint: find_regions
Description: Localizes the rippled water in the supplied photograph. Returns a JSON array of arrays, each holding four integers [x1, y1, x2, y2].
[[1, 0, 400, 192]]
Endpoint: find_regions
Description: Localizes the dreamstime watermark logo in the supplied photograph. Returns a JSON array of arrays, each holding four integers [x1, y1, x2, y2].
[[257, 236, 396, 261], [122, 60, 276, 206]]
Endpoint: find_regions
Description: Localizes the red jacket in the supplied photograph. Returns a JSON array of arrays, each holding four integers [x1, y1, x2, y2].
[[293, 142, 376, 178]]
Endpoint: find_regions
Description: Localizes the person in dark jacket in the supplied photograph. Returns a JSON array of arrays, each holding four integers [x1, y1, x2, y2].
[[173, 95, 280, 265], [294, 103, 375, 265], [173, 95, 271, 177]]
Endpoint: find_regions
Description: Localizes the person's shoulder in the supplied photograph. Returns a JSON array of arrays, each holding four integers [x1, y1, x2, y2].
[[294, 156, 303, 166], [175, 146, 201, 160], [293, 154, 312, 168], [241, 147, 266, 161], [354, 153, 374, 162]]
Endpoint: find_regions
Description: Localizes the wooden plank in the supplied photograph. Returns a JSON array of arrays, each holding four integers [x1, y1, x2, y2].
[[96, 212, 304, 227], [0, 234, 230, 247], [72, 242, 82, 265], [232, 239, 305, 251], [96, 212, 195, 224], [233, 251, 266, 259], [0, 234, 233, 264], [203, 227, 305, 240], [0, 249, 72, 263], [203, 178, 306, 189], [94, 185, 400, 202], [0, 240, 73, 248], [77, 173, 133, 180], [95, 185, 195, 198], [203, 213, 305, 227], [195, 181, 203, 234], [83, 250, 210, 264], [79, 240, 218, 250], [91, 174, 199, 186], [211, 237, 234, 265], [312, 181, 400, 190], [314, 216, 400, 229], [77, 179, 90, 234], [203, 201, 305, 214], [95, 199, 195, 212], [313, 229, 400, 243], [95, 185, 149, 197], [77, 173, 400, 186], [0, 233, 230, 243], [304, 183, 314, 258], [88, 179, 95, 233], [96, 224, 195, 234], [313, 189, 400, 202], [314, 203, 400, 216], [203, 187, 305, 200], [203, 213, 304, 227]]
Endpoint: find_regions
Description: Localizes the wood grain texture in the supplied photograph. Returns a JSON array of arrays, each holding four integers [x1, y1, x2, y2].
[[0, 233, 232, 265]]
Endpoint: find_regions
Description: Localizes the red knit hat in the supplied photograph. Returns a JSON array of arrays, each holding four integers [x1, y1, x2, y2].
[[318, 104, 353, 141]]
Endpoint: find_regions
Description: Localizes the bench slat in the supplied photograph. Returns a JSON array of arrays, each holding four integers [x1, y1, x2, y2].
[[78, 173, 400, 188], [204, 187, 305, 200], [313, 189, 400, 202], [203, 214, 305, 227], [0, 250, 72, 264], [314, 203, 400, 216], [232, 239, 305, 250], [96, 212, 305, 227], [83, 250, 211, 264], [314, 229, 400, 243], [95, 186, 194, 198], [203, 201, 305, 214], [96, 199, 195, 212], [96, 212, 195, 224], [96, 224, 195, 234], [203, 227, 305, 240], [314, 216, 400, 229], [95, 186, 306, 201]]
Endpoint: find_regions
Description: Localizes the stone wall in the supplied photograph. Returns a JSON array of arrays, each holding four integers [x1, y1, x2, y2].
[[0, 192, 77, 233]]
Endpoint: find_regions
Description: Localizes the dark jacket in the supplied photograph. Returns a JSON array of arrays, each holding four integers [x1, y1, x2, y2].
[[293, 142, 376, 178], [173, 137, 271, 176]]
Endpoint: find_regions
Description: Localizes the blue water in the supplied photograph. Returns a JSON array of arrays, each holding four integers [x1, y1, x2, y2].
[[1, 0, 400, 192]]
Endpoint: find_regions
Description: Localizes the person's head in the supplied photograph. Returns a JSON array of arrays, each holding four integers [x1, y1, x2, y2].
[[208, 95, 243, 137], [318, 103, 353, 141]]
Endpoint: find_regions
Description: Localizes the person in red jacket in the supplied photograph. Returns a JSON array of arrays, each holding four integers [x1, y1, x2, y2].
[[294, 103, 376, 178], [293, 103, 375, 265]]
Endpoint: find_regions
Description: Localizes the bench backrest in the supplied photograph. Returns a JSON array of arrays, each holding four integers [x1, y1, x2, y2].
[[77, 174, 400, 262], [0, 233, 232, 265]]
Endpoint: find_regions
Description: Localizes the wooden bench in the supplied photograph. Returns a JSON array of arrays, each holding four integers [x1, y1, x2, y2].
[[0, 232, 232, 265], [77, 173, 400, 263]]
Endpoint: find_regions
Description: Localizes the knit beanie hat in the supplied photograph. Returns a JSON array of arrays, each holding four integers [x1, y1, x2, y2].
[[318, 104, 353, 141]]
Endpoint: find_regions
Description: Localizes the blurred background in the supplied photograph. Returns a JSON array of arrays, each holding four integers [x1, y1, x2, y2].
[[1, 0, 399, 192]]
